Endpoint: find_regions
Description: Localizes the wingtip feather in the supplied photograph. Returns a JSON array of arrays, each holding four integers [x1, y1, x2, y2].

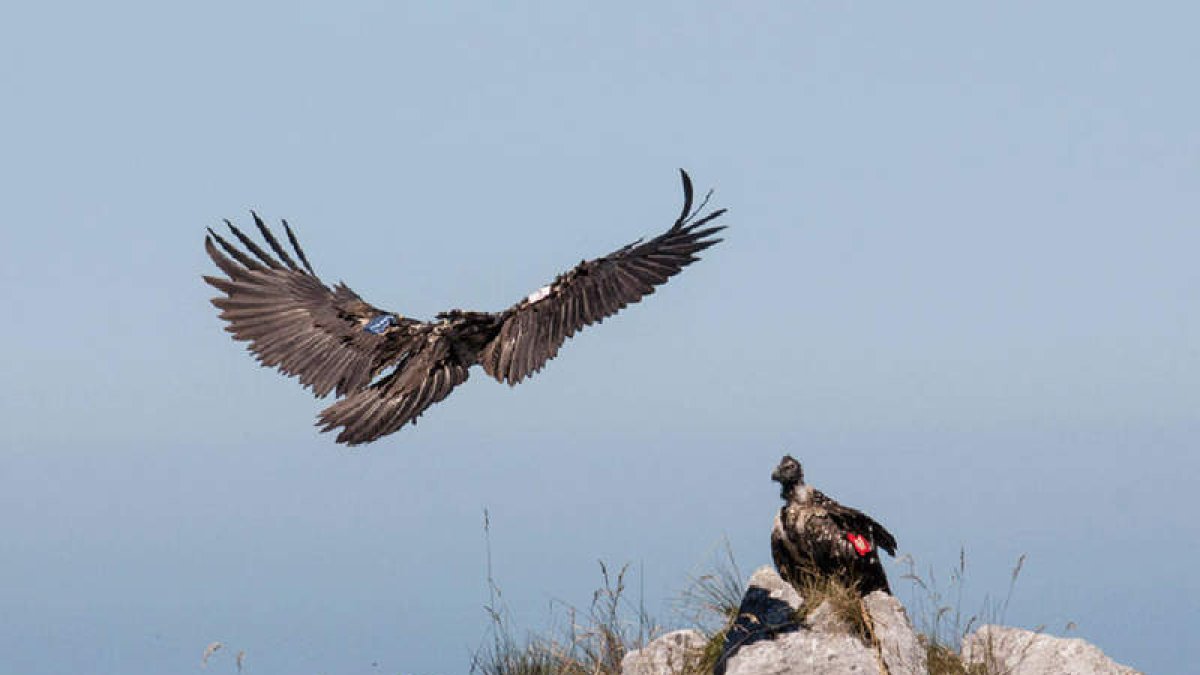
[[676, 169, 695, 227]]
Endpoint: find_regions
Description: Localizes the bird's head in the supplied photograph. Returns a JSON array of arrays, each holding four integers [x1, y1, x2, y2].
[[771, 454, 804, 497]]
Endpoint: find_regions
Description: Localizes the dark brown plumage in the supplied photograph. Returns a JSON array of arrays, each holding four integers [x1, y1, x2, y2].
[[770, 455, 898, 595], [203, 170, 725, 445]]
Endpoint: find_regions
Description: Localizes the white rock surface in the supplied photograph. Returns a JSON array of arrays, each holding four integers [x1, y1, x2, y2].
[[723, 630, 878, 675], [962, 625, 1143, 675], [804, 600, 849, 634], [621, 629, 707, 675], [863, 591, 926, 675]]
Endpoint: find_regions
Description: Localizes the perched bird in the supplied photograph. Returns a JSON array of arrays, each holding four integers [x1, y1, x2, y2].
[[203, 170, 725, 445], [770, 455, 898, 594]]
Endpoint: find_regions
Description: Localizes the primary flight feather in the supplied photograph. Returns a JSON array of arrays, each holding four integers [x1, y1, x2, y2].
[[204, 170, 726, 445]]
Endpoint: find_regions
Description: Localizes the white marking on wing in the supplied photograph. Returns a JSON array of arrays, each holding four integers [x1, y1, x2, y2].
[[525, 285, 552, 304]]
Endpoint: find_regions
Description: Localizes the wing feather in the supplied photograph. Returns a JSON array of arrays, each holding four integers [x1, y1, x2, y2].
[[316, 336, 470, 445], [480, 170, 726, 385], [204, 216, 422, 398], [820, 496, 899, 556]]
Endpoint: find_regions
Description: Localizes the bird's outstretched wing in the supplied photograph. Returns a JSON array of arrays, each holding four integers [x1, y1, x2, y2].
[[315, 335, 470, 445], [203, 214, 424, 398], [479, 170, 726, 385]]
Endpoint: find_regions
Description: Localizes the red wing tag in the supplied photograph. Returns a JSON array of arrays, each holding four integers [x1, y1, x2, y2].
[[846, 533, 872, 556]]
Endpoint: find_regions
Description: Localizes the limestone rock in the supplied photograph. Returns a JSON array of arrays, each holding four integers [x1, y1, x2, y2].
[[863, 591, 926, 675], [804, 600, 850, 634], [715, 566, 925, 675], [714, 566, 803, 674], [728, 566, 804, 639], [723, 630, 879, 675], [962, 625, 1143, 675], [621, 629, 707, 675]]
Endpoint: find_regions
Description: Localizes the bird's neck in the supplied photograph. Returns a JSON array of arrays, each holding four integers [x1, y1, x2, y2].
[[783, 483, 813, 504]]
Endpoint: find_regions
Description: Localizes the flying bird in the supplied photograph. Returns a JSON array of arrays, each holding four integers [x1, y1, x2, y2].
[[770, 455, 898, 595], [204, 170, 726, 445]]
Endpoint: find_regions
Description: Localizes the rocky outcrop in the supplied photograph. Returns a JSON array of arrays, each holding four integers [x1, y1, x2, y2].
[[618, 565, 927, 675], [719, 566, 804, 660], [720, 630, 879, 674], [622, 629, 708, 675], [713, 566, 924, 675], [961, 625, 1143, 675], [862, 592, 925, 675], [621, 566, 1141, 675]]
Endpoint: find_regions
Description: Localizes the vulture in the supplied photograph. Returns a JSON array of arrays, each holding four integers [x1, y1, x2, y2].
[[770, 455, 898, 595], [203, 170, 725, 445]]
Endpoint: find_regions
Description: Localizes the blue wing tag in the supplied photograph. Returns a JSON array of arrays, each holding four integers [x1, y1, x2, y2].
[[364, 314, 397, 335]]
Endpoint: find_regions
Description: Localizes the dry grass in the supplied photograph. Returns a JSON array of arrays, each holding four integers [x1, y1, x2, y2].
[[201, 641, 223, 667], [673, 540, 745, 674], [471, 527, 749, 675], [923, 640, 989, 675], [902, 549, 1034, 675], [674, 540, 744, 633], [793, 571, 873, 639], [470, 511, 661, 675]]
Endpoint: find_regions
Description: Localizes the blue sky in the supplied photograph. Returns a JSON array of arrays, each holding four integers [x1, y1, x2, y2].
[[1, 2, 1196, 673]]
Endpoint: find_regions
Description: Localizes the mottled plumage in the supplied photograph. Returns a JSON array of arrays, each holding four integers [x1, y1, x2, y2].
[[770, 455, 897, 595], [203, 170, 725, 445]]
